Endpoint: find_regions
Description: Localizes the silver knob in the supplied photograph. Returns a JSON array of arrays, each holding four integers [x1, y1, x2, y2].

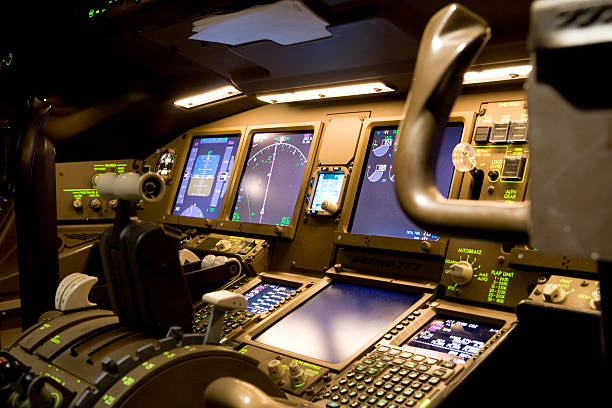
[[448, 261, 473, 285]]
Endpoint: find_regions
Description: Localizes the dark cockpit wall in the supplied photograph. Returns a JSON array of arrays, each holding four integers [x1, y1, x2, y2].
[[5, 1, 608, 408]]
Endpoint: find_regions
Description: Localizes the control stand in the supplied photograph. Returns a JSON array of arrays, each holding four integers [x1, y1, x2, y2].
[[202, 290, 248, 344]]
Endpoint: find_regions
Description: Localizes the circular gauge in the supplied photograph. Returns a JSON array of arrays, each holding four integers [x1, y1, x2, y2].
[[156, 149, 176, 181], [181, 204, 204, 218]]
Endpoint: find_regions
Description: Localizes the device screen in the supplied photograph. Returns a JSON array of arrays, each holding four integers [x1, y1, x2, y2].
[[172, 135, 241, 219], [253, 282, 420, 364], [310, 171, 345, 211], [350, 123, 463, 240], [232, 131, 314, 226], [243, 283, 297, 314], [403, 315, 501, 362]]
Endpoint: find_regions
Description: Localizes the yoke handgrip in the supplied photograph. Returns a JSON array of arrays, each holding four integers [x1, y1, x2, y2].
[[394, 3, 530, 242]]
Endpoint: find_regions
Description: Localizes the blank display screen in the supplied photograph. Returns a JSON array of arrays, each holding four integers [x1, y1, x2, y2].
[[253, 283, 420, 364]]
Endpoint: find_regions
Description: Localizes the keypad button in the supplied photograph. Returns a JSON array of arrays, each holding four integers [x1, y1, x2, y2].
[[382, 356, 394, 362], [364, 377, 373, 384], [378, 346, 390, 352], [350, 402, 360, 408], [389, 367, 400, 374], [349, 391, 358, 398], [331, 394, 340, 401], [347, 372, 356, 378], [395, 395, 406, 404], [393, 386, 403, 393], [331, 385, 340, 392], [326, 402, 340, 408], [383, 383, 394, 390], [385, 393, 395, 400], [411, 382, 422, 389], [395, 324, 404, 330], [357, 384, 366, 391], [441, 361, 456, 369], [356, 365, 367, 372], [339, 379, 348, 385], [424, 358, 438, 365], [388, 349, 401, 356], [414, 392, 424, 400], [368, 397, 378, 405], [404, 362, 417, 369], [413, 311, 421, 316], [375, 380, 384, 388], [418, 375, 430, 382], [412, 355, 425, 362], [341, 398, 349, 404], [382, 374, 392, 381], [416, 365, 430, 372], [376, 390, 385, 397], [390, 330, 398, 335], [348, 381, 357, 388], [403, 388, 414, 396], [408, 372, 419, 379], [406, 400, 416, 407], [367, 387, 376, 394], [358, 394, 368, 401], [391, 376, 401, 384], [323, 392, 332, 398], [363, 359, 375, 365], [355, 374, 365, 381], [340, 388, 349, 395], [429, 377, 441, 385], [421, 385, 433, 393], [399, 369, 409, 377], [377, 399, 389, 407], [367, 368, 379, 376], [375, 362, 386, 369], [392, 358, 406, 365]]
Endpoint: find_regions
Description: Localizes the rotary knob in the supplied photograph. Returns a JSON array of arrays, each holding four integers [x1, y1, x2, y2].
[[73, 199, 83, 210], [267, 359, 283, 380], [321, 200, 338, 214], [215, 239, 232, 252], [90, 198, 102, 210], [449, 261, 473, 285], [543, 284, 567, 304], [590, 288, 601, 310]]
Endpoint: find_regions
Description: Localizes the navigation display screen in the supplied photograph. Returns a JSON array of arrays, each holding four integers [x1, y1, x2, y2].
[[310, 171, 345, 211], [232, 131, 314, 226], [253, 282, 420, 364], [244, 283, 297, 314], [172, 135, 241, 219], [350, 123, 463, 240], [404, 315, 501, 362]]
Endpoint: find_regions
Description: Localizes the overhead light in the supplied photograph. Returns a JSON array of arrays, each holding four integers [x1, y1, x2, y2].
[[257, 82, 395, 104], [463, 65, 532, 84], [174, 85, 242, 109]]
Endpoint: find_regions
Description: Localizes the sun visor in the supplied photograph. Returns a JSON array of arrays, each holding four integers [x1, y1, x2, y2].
[[189, 0, 331, 46]]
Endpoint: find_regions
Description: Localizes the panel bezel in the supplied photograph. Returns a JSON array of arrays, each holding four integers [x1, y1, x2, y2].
[[217, 122, 323, 240], [161, 127, 247, 230], [334, 113, 476, 256]]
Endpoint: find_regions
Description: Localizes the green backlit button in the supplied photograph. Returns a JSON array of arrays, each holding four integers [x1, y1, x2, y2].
[[416, 365, 430, 372], [194, 319, 200, 324], [350, 402, 359, 408], [395, 395, 407, 404], [357, 384, 366, 391], [385, 393, 395, 400], [245, 312, 254, 317], [356, 365, 367, 372], [403, 388, 415, 396], [441, 361, 455, 369], [231, 323, 239, 329], [349, 391, 357, 398], [368, 397, 378, 404], [424, 358, 438, 365], [201, 314, 208, 319], [369, 352, 382, 359], [363, 359, 375, 365], [406, 400, 417, 407], [382, 356, 394, 362], [432, 369, 446, 377], [366, 387, 376, 394], [358, 394, 368, 401], [348, 381, 357, 388], [331, 394, 340, 401], [377, 399, 389, 407], [392, 358, 406, 365], [428, 377, 441, 385], [326, 402, 340, 408], [374, 362, 386, 369], [414, 392, 424, 400], [376, 390, 385, 397], [383, 383, 394, 390], [340, 388, 348, 395], [375, 380, 384, 388], [341, 398, 349, 404], [404, 362, 417, 369], [388, 349, 401, 356], [355, 374, 365, 381], [378, 346, 390, 352], [412, 355, 425, 362], [339, 379, 348, 385]]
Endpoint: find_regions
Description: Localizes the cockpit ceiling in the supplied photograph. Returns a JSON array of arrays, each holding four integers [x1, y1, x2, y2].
[[0, 0, 532, 160]]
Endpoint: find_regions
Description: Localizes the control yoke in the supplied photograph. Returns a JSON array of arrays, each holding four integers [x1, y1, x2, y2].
[[394, 3, 530, 242]]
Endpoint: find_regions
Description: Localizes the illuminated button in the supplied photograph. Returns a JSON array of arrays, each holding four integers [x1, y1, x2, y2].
[[441, 361, 456, 369], [501, 156, 526, 181], [383, 383, 393, 390], [357, 385, 365, 391], [412, 355, 425, 362], [382, 356, 394, 362], [391, 376, 401, 384], [393, 386, 403, 393], [376, 390, 385, 397], [356, 365, 367, 372], [428, 377, 441, 385], [411, 382, 422, 389], [392, 358, 406, 365], [491, 123, 509, 143], [378, 346, 390, 352], [404, 362, 417, 369], [382, 374, 392, 381], [401, 320, 411, 325], [385, 393, 395, 400], [508, 121, 528, 143], [395, 395, 407, 404], [395, 325, 404, 330], [348, 381, 357, 388], [403, 388, 414, 396], [326, 403, 340, 408], [331, 385, 340, 392], [406, 400, 417, 407], [358, 394, 368, 401], [421, 385, 433, 393], [339, 379, 348, 385], [389, 367, 400, 374], [347, 372, 356, 378], [418, 375, 430, 382], [408, 372, 419, 380], [432, 369, 446, 377], [340, 388, 348, 395], [390, 330, 398, 335], [355, 374, 364, 381], [399, 370, 409, 377], [400, 352, 413, 359], [388, 349, 401, 355], [367, 387, 376, 394], [369, 352, 382, 359], [412, 311, 421, 316], [416, 365, 430, 373], [363, 359, 375, 365], [377, 400, 388, 407], [349, 391, 357, 398], [375, 380, 384, 388], [350, 402, 359, 408], [384, 334, 393, 340], [407, 316, 415, 321], [331, 395, 340, 401], [424, 358, 438, 365], [374, 362, 386, 369], [401, 379, 412, 387], [323, 392, 332, 398], [413, 392, 425, 400], [367, 368, 379, 376], [368, 397, 378, 404], [341, 398, 349, 404]]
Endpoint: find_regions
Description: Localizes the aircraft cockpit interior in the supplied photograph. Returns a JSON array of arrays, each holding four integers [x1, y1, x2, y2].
[[1, 1, 610, 407]]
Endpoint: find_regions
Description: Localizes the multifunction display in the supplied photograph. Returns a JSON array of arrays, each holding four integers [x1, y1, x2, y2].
[[310, 171, 345, 211], [172, 135, 241, 219], [404, 315, 501, 362], [350, 123, 463, 240], [243, 283, 297, 314], [253, 282, 420, 364], [232, 131, 314, 226]]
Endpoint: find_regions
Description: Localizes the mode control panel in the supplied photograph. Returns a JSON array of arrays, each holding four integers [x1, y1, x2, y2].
[[528, 275, 601, 310]]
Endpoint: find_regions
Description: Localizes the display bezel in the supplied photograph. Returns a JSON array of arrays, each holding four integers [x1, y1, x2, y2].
[[334, 113, 475, 255], [162, 127, 247, 230], [242, 275, 433, 371], [307, 168, 349, 215], [217, 122, 323, 240]]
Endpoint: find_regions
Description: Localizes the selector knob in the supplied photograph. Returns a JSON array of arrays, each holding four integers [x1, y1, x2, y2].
[[73, 199, 83, 210], [267, 359, 283, 380], [449, 261, 473, 285], [590, 288, 601, 310], [289, 361, 306, 387], [215, 239, 232, 252], [488, 170, 499, 182], [321, 200, 338, 214], [90, 198, 102, 210], [108, 199, 118, 208], [543, 284, 567, 303]]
